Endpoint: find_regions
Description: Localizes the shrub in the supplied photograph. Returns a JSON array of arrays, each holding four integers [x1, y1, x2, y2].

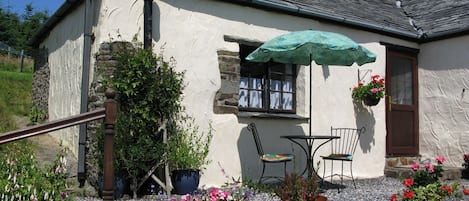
[[276, 173, 319, 201], [390, 156, 467, 201], [0, 141, 72, 200]]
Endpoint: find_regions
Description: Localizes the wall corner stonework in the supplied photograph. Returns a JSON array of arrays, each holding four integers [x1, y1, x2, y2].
[[214, 50, 240, 114]]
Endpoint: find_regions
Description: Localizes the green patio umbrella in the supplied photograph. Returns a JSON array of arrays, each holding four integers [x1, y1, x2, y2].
[[246, 30, 376, 135]]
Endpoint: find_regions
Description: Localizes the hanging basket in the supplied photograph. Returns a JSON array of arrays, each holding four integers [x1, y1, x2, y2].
[[363, 96, 380, 106]]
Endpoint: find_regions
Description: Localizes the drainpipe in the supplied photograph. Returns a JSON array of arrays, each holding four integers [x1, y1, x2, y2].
[[144, 0, 152, 49], [78, 0, 93, 187]]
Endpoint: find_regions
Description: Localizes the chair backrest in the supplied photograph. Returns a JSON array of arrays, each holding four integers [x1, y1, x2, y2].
[[247, 123, 264, 157], [329, 127, 366, 156]]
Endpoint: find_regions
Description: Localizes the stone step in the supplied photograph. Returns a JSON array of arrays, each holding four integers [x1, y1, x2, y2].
[[384, 165, 463, 181]]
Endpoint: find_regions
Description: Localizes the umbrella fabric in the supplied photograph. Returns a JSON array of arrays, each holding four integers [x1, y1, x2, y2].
[[246, 30, 376, 66]]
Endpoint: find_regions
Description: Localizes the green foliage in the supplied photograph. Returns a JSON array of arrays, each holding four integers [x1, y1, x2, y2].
[[0, 101, 16, 133], [0, 4, 49, 55], [166, 118, 213, 170], [103, 42, 185, 197], [391, 156, 466, 201], [29, 104, 47, 124], [276, 173, 320, 201], [0, 70, 32, 116], [0, 141, 73, 200], [352, 74, 385, 101]]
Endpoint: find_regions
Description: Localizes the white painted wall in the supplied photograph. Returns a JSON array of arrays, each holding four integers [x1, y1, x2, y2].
[[40, 4, 85, 156], [419, 35, 469, 167], [41, 0, 454, 187]]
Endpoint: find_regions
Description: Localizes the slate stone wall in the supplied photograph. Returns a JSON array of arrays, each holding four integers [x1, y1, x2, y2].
[[86, 41, 130, 187], [214, 50, 240, 114], [31, 63, 50, 117]]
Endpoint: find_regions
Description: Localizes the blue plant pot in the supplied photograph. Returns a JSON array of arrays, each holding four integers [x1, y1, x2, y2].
[[171, 169, 200, 195], [98, 173, 127, 199]]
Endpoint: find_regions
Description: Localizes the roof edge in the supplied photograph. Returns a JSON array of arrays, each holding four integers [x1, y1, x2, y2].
[[223, 0, 420, 41], [28, 0, 84, 48]]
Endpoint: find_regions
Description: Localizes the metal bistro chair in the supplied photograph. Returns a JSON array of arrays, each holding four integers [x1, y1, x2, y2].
[[321, 126, 365, 191], [247, 123, 294, 183]]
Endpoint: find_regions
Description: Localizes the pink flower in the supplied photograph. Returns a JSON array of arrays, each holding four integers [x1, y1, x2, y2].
[[222, 191, 230, 199], [436, 156, 446, 164], [425, 163, 435, 173], [180, 194, 191, 201], [411, 163, 420, 171], [370, 88, 379, 93]]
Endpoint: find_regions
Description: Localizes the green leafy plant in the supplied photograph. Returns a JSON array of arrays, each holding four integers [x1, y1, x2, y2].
[[96, 41, 185, 198], [390, 156, 467, 201], [29, 103, 47, 124], [352, 74, 385, 101], [166, 117, 213, 171], [0, 141, 72, 200]]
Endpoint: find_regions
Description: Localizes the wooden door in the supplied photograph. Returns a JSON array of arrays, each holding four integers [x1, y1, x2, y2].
[[386, 48, 419, 156]]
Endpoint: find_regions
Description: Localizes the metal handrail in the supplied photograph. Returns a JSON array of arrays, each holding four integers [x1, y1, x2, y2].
[[0, 88, 117, 201]]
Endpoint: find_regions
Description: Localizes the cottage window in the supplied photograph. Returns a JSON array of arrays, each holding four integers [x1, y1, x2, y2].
[[238, 45, 296, 113]]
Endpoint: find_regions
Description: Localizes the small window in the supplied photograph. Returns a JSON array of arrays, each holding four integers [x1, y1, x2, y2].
[[238, 45, 296, 113]]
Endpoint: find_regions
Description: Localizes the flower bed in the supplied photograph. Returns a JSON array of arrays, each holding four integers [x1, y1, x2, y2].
[[391, 156, 469, 201]]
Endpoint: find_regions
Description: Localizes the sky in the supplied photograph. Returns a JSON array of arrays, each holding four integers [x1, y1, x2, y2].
[[1, 0, 65, 15]]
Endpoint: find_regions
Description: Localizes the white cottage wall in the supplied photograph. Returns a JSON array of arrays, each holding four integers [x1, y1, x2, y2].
[[40, 0, 427, 186], [419, 35, 469, 167], [40, 4, 86, 156]]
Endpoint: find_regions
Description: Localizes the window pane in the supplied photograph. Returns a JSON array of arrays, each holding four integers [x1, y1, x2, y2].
[[283, 93, 293, 110], [270, 79, 281, 91], [270, 63, 284, 74], [240, 77, 248, 89], [239, 89, 248, 108], [391, 57, 413, 105], [249, 91, 263, 108], [283, 77, 293, 92], [270, 92, 281, 109], [250, 78, 263, 90], [285, 64, 293, 74]]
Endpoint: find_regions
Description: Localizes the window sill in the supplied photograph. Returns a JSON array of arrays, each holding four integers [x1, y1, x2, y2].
[[238, 112, 309, 120]]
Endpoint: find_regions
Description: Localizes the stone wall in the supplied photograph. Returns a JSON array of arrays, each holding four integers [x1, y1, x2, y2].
[[86, 41, 129, 187], [213, 50, 240, 114], [31, 62, 50, 117]]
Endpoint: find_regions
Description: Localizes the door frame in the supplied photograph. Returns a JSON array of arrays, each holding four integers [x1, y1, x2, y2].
[[384, 43, 419, 156]]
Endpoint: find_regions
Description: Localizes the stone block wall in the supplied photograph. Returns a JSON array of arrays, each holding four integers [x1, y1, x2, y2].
[[86, 41, 130, 187], [31, 63, 50, 118], [213, 50, 240, 114]]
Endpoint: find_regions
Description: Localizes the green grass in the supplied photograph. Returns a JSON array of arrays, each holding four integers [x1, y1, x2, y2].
[[0, 54, 34, 73], [0, 70, 32, 117]]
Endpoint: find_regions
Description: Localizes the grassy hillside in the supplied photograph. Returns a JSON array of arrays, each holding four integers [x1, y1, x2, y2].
[[0, 54, 33, 132]]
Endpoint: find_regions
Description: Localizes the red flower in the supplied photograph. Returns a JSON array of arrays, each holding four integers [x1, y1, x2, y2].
[[358, 82, 364, 86], [403, 179, 414, 187], [463, 187, 469, 195], [390, 194, 398, 201], [442, 185, 453, 195], [403, 189, 415, 199]]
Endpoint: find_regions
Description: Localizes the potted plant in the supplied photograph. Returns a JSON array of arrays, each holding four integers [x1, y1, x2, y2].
[[352, 74, 385, 106], [166, 118, 213, 195]]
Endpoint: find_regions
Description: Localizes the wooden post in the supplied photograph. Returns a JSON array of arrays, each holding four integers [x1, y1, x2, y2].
[[103, 88, 117, 201]]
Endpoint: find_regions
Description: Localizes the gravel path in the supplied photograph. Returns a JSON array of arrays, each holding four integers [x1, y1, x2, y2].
[[76, 177, 469, 201]]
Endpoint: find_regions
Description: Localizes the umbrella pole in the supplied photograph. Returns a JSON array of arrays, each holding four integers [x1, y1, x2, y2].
[[309, 55, 312, 137]]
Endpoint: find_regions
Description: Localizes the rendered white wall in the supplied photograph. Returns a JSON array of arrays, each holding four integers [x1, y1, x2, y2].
[[42, 0, 433, 187], [419, 35, 469, 166], [40, 4, 85, 156]]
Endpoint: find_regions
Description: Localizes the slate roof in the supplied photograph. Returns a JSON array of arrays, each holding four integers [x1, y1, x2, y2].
[[30, 0, 469, 46], [227, 0, 469, 42]]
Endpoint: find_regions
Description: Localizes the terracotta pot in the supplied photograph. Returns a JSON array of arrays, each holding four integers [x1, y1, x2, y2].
[[363, 96, 380, 106], [315, 195, 328, 201]]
